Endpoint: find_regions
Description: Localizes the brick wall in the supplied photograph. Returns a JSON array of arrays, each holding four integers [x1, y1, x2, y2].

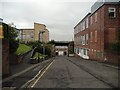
[[2, 39, 10, 77], [89, 4, 120, 63], [89, 6, 105, 61]]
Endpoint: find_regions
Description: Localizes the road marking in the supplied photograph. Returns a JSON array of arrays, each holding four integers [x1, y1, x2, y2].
[[31, 60, 55, 88], [1, 63, 40, 84]]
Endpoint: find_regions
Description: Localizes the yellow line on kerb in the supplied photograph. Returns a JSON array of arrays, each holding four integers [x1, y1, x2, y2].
[[31, 60, 55, 88]]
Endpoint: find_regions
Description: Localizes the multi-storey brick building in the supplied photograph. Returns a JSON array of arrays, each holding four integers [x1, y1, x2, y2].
[[74, 0, 120, 64], [74, 13, 91, 59]]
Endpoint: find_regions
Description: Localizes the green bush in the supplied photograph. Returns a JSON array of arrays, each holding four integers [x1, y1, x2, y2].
[[110, 42, 120, 53]]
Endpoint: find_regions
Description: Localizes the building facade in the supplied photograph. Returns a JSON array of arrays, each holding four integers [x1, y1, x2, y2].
[[74, 0, 120, 64], [34, 23, 49, 43], [20, 22, 49, 43], [74, 13, 91, 59], [20, 29, 34, 43]]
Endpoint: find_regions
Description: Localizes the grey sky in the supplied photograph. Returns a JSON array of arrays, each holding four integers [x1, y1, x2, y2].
[[1, 0, 97, 41]]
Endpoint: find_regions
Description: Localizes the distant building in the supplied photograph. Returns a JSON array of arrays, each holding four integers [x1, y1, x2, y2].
[[34, 23, 49, 43], [20, 29, 34, 43], [74, 0, 120, 64], [20, 22, 49, 43]]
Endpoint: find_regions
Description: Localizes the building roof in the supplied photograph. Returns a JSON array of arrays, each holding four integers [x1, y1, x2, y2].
[[91, 0, 120, 15], [74, 13, 91, 29], [34, 22, 46, 27], [74, 0, 120, 29]]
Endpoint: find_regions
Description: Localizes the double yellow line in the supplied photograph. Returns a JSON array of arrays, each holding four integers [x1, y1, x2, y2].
[[30, 60, 55, 88]]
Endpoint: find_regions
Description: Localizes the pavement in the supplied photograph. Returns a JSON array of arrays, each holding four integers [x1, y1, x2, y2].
[[1, 48, 54, 89], [66, 56, 119, 88], [29, 56, 117, 88], [10, 49, 34, 75]]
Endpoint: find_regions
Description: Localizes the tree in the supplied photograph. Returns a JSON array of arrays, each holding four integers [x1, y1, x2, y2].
[[47, 40, 55, 44], [3, 23, 19, 53]]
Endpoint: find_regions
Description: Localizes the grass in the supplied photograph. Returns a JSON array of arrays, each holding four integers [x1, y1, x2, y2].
[[15, 44, 32, 55]]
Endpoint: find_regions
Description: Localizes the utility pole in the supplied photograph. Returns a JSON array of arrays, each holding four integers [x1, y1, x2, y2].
[[39, 30, 45, 61]]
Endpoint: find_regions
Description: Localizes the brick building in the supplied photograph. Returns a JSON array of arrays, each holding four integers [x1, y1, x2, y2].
[[74, 13, 91, 59], [74, 0, 120, 64]]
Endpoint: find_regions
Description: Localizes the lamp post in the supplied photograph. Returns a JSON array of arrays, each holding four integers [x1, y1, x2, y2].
[[39, 30, 45, 61]]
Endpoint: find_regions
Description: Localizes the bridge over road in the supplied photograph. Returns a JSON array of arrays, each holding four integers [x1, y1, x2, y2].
[[53, 41, 74, 56]]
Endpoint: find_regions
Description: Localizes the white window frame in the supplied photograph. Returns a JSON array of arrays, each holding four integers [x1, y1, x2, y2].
[[86, 18, 88, 28], [83, 35, 85, 45], [83, 21, 85, 30], [108, 7, 116, 18], [95, 31, 97, 42]]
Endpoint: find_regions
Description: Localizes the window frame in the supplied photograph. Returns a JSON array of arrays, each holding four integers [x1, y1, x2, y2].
[[95, 13, 97, 22], [95, 30, 97, 42], [108, 7, 116, 18], [86, 18, 89, 28], [90, 16, 93, 25], [86, 33, 89, 45]]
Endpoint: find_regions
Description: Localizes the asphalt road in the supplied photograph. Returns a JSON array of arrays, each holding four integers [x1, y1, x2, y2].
[[31, 56, 111, 88]]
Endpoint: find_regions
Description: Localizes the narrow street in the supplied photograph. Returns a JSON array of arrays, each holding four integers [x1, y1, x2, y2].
[[29, 56, 114, 88]]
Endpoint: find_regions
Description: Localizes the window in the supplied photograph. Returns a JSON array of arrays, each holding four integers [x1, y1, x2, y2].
[[86, 18, 88, 28], [95, 13, 97, 22], [81, 22, 83, 31], [83, 49, 88, 56], [90, 32, 93, 42], [108, 7, 116, 18], [77, 48, 79, 54], [78, 24, 80, 32], [80, 36, 82, 45], [80, 23, 82, 31], [95, 31, 97, 42], [77, 26, 79, 33], [86, 33, 89, 45], [83, 21, 85, 30], [83, 35, 85, 45], [84, 49, 86, 55], [90, 16, 92, 25]]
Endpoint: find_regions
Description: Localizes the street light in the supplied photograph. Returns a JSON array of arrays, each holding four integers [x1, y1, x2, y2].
[[39, 30, 45, 61]]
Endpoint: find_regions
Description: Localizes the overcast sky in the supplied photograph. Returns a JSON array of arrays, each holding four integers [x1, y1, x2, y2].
[[0, 0, 97, 41]]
